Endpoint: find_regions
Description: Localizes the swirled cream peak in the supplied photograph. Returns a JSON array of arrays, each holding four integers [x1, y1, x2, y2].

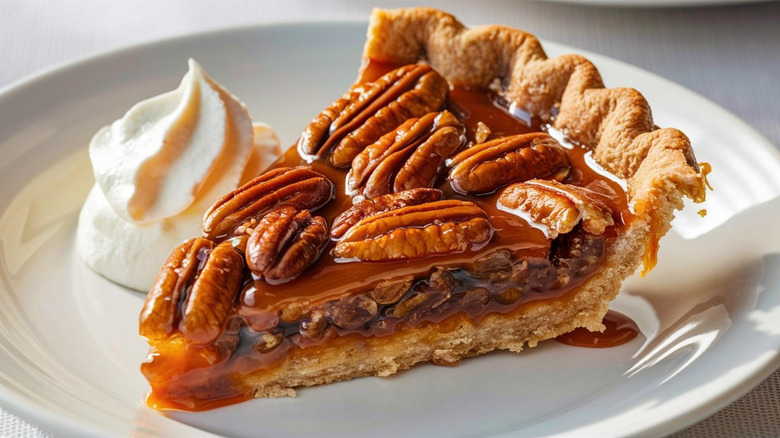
[[90, 59, 253, 224]]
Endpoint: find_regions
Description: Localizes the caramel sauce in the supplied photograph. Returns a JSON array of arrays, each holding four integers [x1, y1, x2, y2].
[[143, 59, 635, 411], [639, 162, 710, 276], [555, 310, 639, 348], [239, 70, 631, 324]]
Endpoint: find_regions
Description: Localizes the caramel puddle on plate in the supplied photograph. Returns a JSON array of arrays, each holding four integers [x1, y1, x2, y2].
[[555, 310, 639, 348]]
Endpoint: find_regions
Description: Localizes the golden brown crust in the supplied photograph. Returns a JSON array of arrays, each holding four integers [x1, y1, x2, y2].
[[364, 6, 707, 259], [363, 8, 705, 198], [245, 7, 707, 398]]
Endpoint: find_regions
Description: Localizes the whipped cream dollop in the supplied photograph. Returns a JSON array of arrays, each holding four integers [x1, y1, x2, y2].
[[77, 60, 281, 291]]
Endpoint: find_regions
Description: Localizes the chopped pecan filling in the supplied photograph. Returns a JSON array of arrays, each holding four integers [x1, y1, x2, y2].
[[259, 225, 606, 343], [139, 63, 630, 411]]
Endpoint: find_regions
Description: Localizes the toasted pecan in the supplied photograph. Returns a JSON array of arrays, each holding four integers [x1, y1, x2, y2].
[[347, 110, 464, 198], [298, 64, 448, 167], [246, 206, 329, 283], [202, 166, 333, 241], [447, 133, 570, 195], [331, 187, 443, 239], [333, 199, 493, 261], [139, 238, 243, 346], [498, 179, 614, 238]]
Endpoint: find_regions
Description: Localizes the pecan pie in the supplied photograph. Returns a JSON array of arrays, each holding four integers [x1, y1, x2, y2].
[[138, 7, 709, 411]]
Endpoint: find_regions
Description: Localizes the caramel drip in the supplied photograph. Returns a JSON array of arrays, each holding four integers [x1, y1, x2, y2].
[[555, 310, 639, 348]]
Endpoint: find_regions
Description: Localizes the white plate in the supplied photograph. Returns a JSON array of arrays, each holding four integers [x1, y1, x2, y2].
[[542, 0, 774, 7], [1, 22, 779, 438]]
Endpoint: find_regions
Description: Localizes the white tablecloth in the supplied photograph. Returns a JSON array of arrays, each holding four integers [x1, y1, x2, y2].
[[1, 1, 778, 436]]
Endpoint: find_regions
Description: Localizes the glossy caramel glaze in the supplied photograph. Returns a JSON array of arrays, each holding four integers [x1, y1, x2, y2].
[[240, 69, 631, 322], [555, 310, 639, 348], [142, 60, 634, 411]]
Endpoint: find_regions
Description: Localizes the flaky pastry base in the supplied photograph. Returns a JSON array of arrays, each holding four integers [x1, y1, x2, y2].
[[238, 7, 708, 398]]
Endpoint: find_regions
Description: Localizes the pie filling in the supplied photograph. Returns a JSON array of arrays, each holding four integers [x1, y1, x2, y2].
[[140, 60, 633, 411]]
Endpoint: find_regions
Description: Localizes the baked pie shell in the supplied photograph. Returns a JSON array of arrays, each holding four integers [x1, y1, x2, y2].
[[226, 8, 706, 397]]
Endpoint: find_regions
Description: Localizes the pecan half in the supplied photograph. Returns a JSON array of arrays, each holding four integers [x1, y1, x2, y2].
[[298, 64, 448, 168], [469, 250, 513, 283], [347, 111, 464, 198], [254, 331, 284, 354], [388, 284, 450, 320], [202, 166, 333, 241], [447, 133, 570, 195], [371, 275, 414, 305], [139, 238, 244, 346], [333, 199, 493, 261], [331, 188, 443, 239], [494, 287, 523, 305], [428, 268, 461, 294], [300, 309, 328, 339], [497, 179, 614, 238], [246, 206, 329, 283], [551, 225, 604, 270], [327, 295, 378, 330]]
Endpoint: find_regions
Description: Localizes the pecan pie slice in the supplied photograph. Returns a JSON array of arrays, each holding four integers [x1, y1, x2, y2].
[[138, 8, 708, 410]]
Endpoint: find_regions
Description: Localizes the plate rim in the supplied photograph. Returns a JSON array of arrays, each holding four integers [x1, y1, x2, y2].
[[0, 18, 364, 100], [0, 19, 778, 438], [540, 0, 776, 7]]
